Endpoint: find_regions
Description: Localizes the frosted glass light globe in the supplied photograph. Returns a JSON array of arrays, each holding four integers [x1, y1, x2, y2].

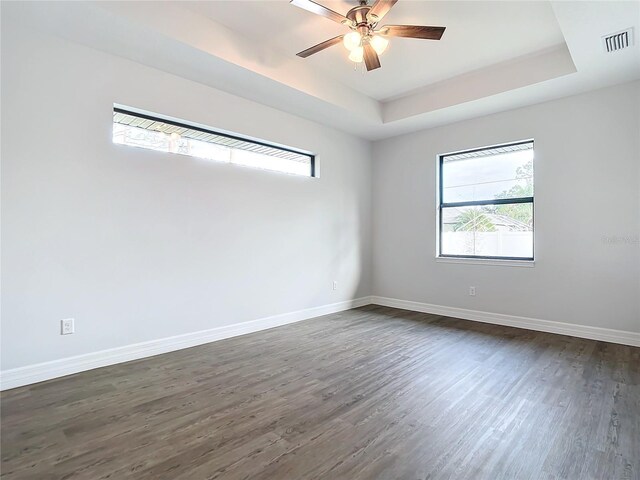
[[370, 35, 389, 55], [343, 31, 362, 51], [348, 46, 364, 63]]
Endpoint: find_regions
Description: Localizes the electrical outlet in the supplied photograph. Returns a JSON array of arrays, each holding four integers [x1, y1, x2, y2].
[[333, 280, 338, 290], [61, 318, 75, 335], [469, 286, 476, 296]]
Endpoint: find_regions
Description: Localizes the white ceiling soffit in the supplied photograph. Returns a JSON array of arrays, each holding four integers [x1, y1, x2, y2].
[[4, 1, 640, 140], [383, 44, 577, 123], [3, 1, 381, 138]]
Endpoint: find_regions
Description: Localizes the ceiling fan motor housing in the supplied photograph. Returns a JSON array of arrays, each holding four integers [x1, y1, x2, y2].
[[347, 5, 372, 30]]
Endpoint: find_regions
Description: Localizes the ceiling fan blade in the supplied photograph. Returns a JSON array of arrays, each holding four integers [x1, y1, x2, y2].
[[363, 43, 381, 71], [367, 0, 398, 23], [290, 0, 351, 25], [379, 25, 446, 40], [296, 35, 344, 58]]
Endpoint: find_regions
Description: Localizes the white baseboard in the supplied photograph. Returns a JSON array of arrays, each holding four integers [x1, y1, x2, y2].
[[3, 295, 637, 390], [0, 297, 372, 391], [370, 296, 640, 348]]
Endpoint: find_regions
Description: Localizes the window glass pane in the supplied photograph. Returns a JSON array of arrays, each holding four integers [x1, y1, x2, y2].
[[230, 149, 311, 176], [442, 144, 533, 203], [441, 203, 533, 258], [113, 123, 232, 162], [112, 109, 314, 177]]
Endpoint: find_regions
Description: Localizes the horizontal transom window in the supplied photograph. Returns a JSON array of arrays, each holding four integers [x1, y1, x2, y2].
[[112, 108, 315, 177], [438, 140, 534, 261]]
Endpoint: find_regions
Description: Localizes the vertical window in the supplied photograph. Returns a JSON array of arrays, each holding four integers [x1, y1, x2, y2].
[[438, 141, 534, 260], [112, 108, 316, 177]]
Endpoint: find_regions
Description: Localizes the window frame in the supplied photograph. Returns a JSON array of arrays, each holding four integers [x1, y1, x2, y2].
[[113, 107, 316, 178], [437, 139, 535, 262]]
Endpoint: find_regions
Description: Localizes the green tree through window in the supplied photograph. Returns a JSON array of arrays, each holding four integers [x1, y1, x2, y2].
[[494, 160, 533, 225]]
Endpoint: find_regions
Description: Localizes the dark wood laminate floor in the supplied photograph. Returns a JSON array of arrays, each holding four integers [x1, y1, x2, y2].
[[2, 305, 639, 480]]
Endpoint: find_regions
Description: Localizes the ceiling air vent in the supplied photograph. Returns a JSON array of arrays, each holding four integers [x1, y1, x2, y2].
[[602, 28, 633, 53]]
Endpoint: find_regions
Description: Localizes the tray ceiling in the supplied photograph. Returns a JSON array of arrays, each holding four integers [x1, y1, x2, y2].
[[5, 1, 639, 139]]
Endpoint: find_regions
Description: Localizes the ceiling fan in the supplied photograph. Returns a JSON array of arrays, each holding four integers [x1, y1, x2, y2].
[[291, 0, 446, 71]]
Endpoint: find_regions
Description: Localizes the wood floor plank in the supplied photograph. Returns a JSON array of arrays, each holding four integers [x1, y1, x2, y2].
[[1, 305, 638, 479]]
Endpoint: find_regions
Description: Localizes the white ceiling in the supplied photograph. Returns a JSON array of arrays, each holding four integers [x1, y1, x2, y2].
[[189, 1, 566, 101], [4, 1, 640, 139]]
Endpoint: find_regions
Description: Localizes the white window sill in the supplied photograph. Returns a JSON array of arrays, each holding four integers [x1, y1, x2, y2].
[[435, 257, 535, 268]]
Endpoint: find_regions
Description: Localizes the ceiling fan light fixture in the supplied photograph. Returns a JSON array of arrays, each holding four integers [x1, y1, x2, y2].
[[343, 31, 362, 51], [348, 45, 364, 63], [292, 0, 446, 72], [370, 34, 389, 55]]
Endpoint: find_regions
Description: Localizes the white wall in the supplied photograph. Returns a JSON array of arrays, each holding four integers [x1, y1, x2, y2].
[[1, 24, 372, 370], [373, 81, 640, 333], [2, 16, 639, 378]]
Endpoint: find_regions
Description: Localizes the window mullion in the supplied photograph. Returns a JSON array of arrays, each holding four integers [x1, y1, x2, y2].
[[441, 197, 533, 208]]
